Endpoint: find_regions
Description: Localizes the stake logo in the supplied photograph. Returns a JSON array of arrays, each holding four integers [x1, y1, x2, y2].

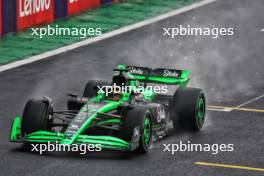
[[128, 67, 144, 75], [163, 70, 179, 77], [19, 0, 51, 17]]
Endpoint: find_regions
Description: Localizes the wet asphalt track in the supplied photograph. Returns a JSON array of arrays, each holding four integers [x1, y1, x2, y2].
[[0, 0, 264, 175]]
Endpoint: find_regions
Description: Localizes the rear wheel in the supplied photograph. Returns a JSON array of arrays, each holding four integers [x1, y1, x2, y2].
[[170, 88, 206, 131], [21, 97, 53, 136], [83, 80, 110, 98], [67, 98, 86, 111], [68, 80, 110, 110], [120, 107, 152, 153]]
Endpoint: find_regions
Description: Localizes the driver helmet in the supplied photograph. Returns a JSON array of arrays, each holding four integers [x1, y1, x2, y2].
[[106, 91, 122, 101]]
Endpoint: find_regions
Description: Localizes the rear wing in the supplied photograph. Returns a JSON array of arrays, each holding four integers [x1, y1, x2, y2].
[[127, 66, 189, 86]]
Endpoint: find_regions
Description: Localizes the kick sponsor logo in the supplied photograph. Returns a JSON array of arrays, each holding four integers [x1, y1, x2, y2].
[[19, 0, 51, 17]]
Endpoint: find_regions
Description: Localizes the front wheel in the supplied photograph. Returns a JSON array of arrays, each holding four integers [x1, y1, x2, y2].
[[21, 97, 53, 136], [120, 107, 152, 153], [83, 80, 110, 98]]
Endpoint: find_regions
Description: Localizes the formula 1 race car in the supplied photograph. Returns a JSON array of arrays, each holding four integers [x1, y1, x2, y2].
[[10, 64, 206, 153]]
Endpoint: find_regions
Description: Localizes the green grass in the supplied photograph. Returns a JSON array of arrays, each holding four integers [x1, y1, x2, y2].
[[0, 0, 200, 65]]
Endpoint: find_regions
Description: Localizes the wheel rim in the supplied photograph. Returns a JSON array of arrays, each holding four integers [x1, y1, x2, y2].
[[196, 97, 205, 127], [143, 117, 151, 146]]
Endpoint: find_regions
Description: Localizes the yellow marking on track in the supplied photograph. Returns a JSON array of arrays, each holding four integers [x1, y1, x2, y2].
[[207, 105, 264, 113], [195, 162, 264, 172]]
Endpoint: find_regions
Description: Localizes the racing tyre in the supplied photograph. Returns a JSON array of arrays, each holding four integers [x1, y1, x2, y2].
[[170, 88, 206, 132], [120, 107, 152, 153], [21, 97, 53, 136], [83, 80, 110, 98]]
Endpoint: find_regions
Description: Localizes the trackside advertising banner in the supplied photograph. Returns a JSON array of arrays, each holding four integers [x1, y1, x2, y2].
[[101, 0, 112, 5], [0, 0, 2, 35], [68, 0, 100, 15], [54, 0, 67, 19], [16, 0, 54, 30], [0, 0, 119, 36]]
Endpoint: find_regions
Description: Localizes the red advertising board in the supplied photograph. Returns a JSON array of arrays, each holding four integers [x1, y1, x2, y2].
[[68, 0, 100, 15], [0, 0, 2, 35], [16, 0, 54, 30]]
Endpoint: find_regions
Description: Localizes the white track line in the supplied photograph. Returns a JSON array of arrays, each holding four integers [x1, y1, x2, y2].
[[207, 94, 264, 113], [232, 94, 264, 110], [207, 107, 232, 112], [261, 29, 264, 32], [0, 0, 218, 73]]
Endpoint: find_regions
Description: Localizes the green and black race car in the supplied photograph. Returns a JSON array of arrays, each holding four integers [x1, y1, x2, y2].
[[10, 64, 206, 153]]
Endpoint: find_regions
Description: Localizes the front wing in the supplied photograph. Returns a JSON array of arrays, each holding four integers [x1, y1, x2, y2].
[[10, 117, 140, 151]]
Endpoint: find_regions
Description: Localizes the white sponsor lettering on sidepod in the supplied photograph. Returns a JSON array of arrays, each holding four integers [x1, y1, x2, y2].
[[157, 104, 166, 123], [20, 0, 51, 17]]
